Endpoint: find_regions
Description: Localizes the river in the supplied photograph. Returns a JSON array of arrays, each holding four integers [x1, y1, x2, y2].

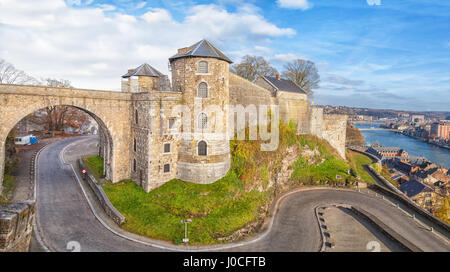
[[355, 122, 450, 169]]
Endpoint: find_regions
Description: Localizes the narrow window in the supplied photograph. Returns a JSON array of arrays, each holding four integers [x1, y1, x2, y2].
[[198, 82, 208, 98], [134, 138, 137, 152], [168, 118, 176, 129], [135, 109, 139, 125], [164, 143, 171, 153], [133, 159, 137, 172], [198, 141, 207, 156], [198, 113, 208, 129], [198, 61, 208, 73], [163, 164, 170, 173]]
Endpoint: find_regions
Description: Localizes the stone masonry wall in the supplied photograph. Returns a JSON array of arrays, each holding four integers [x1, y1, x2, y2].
[[229, 73, 347, 160], [322, 113, 347, 159], [0, 84, 132, 188], [171, 57, 230, 184], [276, 91, 309, 127], [0, 201, 35, 252], [229, 73, 276, 109]]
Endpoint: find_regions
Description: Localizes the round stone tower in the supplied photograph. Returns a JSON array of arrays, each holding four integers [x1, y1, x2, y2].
[[169, 39, 232, 184]]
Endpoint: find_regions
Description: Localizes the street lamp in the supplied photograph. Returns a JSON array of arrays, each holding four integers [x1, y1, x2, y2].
[[181, 219, 192, 244]]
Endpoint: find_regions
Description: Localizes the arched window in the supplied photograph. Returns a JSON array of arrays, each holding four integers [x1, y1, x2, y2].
[[198, 141, 207, 156], [198, 113, 208, 129], [198, 82, 208, 98], [198, 61, 208, 73]]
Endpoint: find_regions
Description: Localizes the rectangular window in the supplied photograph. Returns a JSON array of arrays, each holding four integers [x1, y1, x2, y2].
[[163, 164, 170, 173], [164, 143, 171, 153], [198, 61, 208, 73], [168, 118, 176, 129]]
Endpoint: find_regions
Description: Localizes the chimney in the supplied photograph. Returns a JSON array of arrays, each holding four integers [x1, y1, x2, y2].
[[128, 69, 135, 73], [276, 74, 281, 80], [177, 47, 191, 54]]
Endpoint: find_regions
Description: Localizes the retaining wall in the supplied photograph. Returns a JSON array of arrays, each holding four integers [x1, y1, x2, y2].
[[367, 183, 450, 234], [0, 201, 35, 252], [78, 159, 125, 226], [351, 206, 422, 252]]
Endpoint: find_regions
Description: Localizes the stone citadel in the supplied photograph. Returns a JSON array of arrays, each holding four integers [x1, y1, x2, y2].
[[0, 39, 346, 194], [120, 39, 347, 192]]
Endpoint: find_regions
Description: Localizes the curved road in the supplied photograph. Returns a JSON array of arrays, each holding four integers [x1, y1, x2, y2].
[[34, 137, 450, 252]]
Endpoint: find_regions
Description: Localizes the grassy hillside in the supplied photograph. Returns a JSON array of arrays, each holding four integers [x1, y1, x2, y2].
[[82, 155, 104, 180], [94, 121, 358, 245], [346, 150, 377, 184]]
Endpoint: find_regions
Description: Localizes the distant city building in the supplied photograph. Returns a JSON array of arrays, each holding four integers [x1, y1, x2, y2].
[[366, 143, 408, 161], [430, 121, 450, 140], [410, 115, 425, 123]]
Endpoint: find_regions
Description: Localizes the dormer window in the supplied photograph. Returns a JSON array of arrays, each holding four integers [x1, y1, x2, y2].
[[198, 61, 208, 73], [198, 82, 208, 98]]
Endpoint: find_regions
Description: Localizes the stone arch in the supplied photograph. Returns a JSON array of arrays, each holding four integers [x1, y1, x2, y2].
[[1, 105, 115, 181], [0, 84, 133, 193]]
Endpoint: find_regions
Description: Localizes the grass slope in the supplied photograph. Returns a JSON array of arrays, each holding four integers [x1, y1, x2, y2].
[[93, 121, 357, 245], [102, 172, 267, 244], [346, 150, 377, 184], [82, 156, 104, 180]]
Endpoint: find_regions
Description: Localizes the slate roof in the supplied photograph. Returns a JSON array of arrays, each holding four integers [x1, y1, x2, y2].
[[262, 76, 308, 94], [169, 39, 233, 63], [122, 63, 164, 78], [399, 180, 432, 197], [372, 146, 404, 153]]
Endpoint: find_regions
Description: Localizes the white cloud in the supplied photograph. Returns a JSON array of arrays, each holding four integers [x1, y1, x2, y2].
[[136, 1, 146, 9], [0, 0, 295, 90], [277, 0, 312, 10], [270, 53, 308, 63], [141, 8, 172, 23], [254, 46, 272, 54], [97, 4, 116, 11]]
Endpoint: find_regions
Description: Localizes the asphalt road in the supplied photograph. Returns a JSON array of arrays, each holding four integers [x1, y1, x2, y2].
[[34, 137, 450, 252]]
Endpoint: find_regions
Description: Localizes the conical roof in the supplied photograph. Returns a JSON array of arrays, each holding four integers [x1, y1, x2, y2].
[[122, 63, 164, 78], [169, 39, 232, 63]]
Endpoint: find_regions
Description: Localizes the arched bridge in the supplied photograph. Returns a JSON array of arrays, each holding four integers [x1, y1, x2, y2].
[[0, 83, 133, 192]]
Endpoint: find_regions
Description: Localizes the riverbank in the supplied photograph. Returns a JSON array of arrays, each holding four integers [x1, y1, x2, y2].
[[355, 124, 450, 170]]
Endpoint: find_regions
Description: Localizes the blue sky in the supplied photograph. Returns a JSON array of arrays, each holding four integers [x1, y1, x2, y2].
[[0, 0, 449, 111]]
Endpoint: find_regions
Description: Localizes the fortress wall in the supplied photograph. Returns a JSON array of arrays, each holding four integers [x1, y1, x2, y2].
[[0, 201, 35, 252], [322, 114, 348, 159], [229, 74, 347, 160], [308, 107, 324, 136], [276, 91, 309, 128], [229, 73, 276, 108], [177, 159, 230, 184]]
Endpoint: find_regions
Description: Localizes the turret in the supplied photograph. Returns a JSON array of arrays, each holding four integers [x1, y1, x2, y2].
[[121, 63, 165, 93], [169, 39, 233, 184]]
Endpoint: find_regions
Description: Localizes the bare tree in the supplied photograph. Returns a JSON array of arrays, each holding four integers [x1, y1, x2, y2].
[[42, 78, 73, 131], [282, 59, 320, 96], [0, 58, 38, 85], [231, 55, 278, 82]]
